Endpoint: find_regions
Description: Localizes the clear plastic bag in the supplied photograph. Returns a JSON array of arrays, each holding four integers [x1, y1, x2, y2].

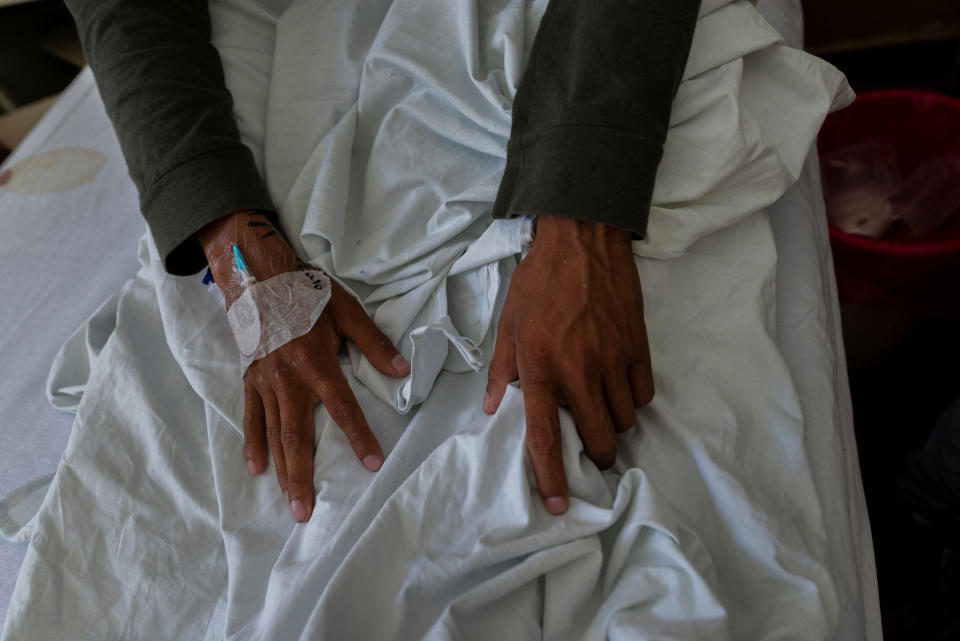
[[822, 139, 901, 238], [894, 155, 960, 235]]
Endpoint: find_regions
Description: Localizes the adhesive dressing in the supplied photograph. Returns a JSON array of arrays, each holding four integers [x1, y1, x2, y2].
[[226, 270, 332, 374]]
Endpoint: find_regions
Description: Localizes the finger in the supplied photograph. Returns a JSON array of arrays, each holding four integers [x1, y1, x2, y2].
[[337, 299, 410, 377], [522, 382, 569, 515], [484, 316, 518, 415], [629, 355, 655, 408], [317, 373, 384, 472], [565, 382, 619, 470], [629, 314, 655, 408], [262, 390, 288, 495], [243, 382, 268, 474], [277, 387, 316, 523], [604, 371, 638, 433]]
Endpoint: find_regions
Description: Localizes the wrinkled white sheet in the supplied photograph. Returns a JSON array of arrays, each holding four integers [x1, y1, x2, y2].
[[1, 0, 859, 639], [767, 153, 883, 641]]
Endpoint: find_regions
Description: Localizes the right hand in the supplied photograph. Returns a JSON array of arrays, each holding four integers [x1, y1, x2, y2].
[[197, 211, 410, 523]]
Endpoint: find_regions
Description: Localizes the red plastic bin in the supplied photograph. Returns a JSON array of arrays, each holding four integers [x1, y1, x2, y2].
[[818, 90, 960, 312]]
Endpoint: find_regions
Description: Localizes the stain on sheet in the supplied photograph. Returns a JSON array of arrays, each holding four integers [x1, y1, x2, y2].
[[0, 148, 106, 194]]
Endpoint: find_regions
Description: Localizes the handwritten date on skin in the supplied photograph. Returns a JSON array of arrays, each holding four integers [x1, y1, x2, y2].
[[303, 271, 327, 290]]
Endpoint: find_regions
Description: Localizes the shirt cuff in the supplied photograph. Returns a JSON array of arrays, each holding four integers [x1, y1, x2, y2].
[[140, 147, 277, 276], [491, 125, 663, 239]]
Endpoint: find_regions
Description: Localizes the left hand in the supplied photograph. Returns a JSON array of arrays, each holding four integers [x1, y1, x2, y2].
[[483, 216, 654, 515], [198, 211, 409, 523]]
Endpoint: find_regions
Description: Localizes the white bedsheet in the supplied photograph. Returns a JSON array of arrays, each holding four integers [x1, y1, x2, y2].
[[0, 0, 879, 638], [767, 154, 883, 641]]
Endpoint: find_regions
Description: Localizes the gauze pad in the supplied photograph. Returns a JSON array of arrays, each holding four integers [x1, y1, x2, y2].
[[226, 270, 332, 375]]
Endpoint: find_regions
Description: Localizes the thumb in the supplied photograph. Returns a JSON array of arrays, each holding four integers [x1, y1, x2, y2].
[[484, 316, 518, 415], [337, 295, 410, 377]]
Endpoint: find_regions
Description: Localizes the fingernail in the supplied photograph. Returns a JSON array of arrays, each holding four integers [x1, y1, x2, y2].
[[482, 393, 493, 414], [363, 455, 383, 472], [391, 354, 411, 376], [290, 499, 306, 522], [0, 170, 10, 186], [545, 496, 568, 515], [247, 460, 258, 475]]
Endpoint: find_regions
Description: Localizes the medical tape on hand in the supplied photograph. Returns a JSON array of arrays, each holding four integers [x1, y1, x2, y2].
[[226, 270, 332, 375]]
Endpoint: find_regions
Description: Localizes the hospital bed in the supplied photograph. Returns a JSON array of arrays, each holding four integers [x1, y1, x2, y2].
[[0, 0, 882, 638]]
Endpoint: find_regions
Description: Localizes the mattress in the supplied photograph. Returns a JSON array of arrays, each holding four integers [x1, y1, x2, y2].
[[0, 0, 880, 637]]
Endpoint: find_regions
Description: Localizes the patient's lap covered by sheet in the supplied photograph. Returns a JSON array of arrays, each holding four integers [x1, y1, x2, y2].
[[2, 0, 854, 639]]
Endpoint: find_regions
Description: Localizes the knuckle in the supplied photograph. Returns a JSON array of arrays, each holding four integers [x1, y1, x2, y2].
[[251, 369, 268, 390], [271, 365, 295, 389], [286, 470, 311, 487], [266, 429, 283, 450], [279, 430, 302, 450], [325, 397, 358, 424], [526, 419, 558, 453], [289, 344, 315, 369]]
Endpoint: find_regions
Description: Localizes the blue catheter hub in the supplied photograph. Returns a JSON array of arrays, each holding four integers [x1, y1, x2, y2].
[[233, 244, 250, 271]]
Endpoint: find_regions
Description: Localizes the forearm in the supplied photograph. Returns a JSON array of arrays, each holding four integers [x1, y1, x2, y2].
[[492, 0, 702, 237], [66, 0, 275, 275]]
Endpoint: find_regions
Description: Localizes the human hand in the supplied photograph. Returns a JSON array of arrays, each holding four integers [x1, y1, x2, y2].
[[198, 211, 410, 523], [483, 216, 654, 515]]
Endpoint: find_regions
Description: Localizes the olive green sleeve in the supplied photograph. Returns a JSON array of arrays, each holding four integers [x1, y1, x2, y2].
[[492, 0, 701, 238], [65, 0, 276, 275]]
